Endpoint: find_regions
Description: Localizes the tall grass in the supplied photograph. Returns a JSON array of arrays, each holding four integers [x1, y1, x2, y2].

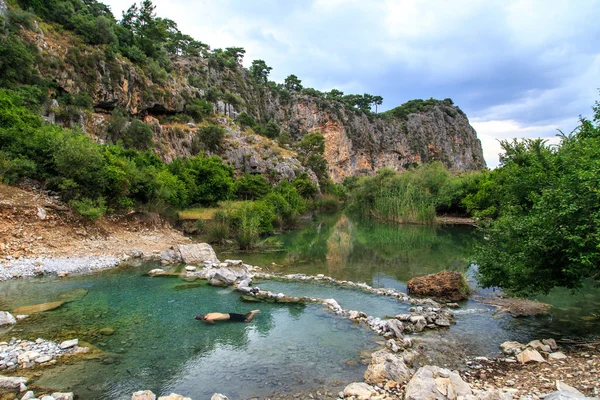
[[234, 203, 261, 250], [347, 163, 481, 224]]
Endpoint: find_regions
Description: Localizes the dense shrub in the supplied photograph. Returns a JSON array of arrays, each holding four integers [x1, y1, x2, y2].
[[185, 98, 213, 121], [194, 124, 225, 152], [235, 173, 271, 200], [121, 120, 154, 151]]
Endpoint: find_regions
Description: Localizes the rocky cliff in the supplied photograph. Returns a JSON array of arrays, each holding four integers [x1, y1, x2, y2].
[[17, 14, 485, 183]]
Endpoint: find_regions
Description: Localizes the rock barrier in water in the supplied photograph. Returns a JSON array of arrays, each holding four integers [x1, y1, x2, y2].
[[0, 337, 88, 372]]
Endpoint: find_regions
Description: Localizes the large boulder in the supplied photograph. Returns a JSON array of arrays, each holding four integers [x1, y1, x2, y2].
[[406, 272, 470, 301], [0, 311, 16, 326], [208, 267, 249, 286], [364, 349, 411, 385], [404, 365, 473, 400], [177, 243, 219, 265], [343, 382, 377, 399]]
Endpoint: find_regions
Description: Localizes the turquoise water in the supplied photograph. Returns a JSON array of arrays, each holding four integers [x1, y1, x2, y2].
[[0, 265, 378, 399], [1, 214, 599, 399]]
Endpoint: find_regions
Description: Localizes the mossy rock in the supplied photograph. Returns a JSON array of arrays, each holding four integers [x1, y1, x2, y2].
[[58, 288, 89, 303], [12, 301, 64, 314]]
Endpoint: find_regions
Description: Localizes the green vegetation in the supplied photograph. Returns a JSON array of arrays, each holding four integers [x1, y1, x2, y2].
[[345, 163, 482, 224], [467, 97, 600, 295], [382, 98, 462, 121]]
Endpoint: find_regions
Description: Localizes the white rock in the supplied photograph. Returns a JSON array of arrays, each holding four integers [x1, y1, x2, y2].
[[0, 311, 16, 326], [40, 397, 56, 400], [0, 375, 27, 389], [177, 243, 219, 265], [132, 390, 156, 400], [51, 393, 74, 400], [21, 391, 36, 400], [516, 349, 545, 364], [210, 394, 229, 400], [157, 394, 191, 400], [59, 339, 78, 349], [37, 207, 47, 220], [543, 338, 559, 351], [405, 365, 473, 400], [343, 382, 377, 399], [184, 266, 196, 272], [36, 355, 52, 363], [364, 349, 411, 385], [500, 341, 524, 355], [527, 340, 552, 353], [548, 352, 568, 360], [148, 269, 165, 276]]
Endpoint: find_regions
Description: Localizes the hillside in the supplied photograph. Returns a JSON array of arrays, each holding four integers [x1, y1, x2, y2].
[[0, 0, 485, 186]]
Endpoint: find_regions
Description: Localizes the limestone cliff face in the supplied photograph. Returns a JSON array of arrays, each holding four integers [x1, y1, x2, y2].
[[20, 23, 485, 182]]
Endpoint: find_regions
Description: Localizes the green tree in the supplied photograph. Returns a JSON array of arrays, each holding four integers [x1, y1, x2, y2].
[[249, 59, 272, 84], [264, 120, 280, 139], [284, 74, 303, 91], [472, 98, 600, 295], [194, 124, 225, 152]]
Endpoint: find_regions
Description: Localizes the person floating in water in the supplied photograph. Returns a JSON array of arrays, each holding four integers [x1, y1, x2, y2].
[[195, 310, 260, 324]]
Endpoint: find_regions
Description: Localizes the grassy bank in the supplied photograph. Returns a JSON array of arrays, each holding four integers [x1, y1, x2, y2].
[[344, 163, 483, 224]]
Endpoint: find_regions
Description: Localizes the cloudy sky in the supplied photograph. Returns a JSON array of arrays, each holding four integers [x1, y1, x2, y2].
[[104, 0, 600, 168]]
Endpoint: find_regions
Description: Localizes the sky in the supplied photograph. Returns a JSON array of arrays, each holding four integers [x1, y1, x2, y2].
[[103, 0, 600, 168]]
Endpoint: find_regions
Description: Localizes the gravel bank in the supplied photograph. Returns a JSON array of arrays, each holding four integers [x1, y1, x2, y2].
[[0, 255, 122, 281]]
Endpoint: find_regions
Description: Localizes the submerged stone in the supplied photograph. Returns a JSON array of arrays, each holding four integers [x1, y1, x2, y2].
[[13, 301, 64, 314], [58, 288, 89, 303]]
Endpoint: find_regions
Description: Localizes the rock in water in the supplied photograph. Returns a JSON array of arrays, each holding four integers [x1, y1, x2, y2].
[[405, 365, 473, 400], [364, 349, 411, 385], [51, 393, 74, 400], [59, 339, 78, 349], [406, 271, 470, 301], [208, 267, 249, 286], [516, 349, 545, 364], [386, 319, 404, 338], [58, 288, 89, 303], [132, 390, 156, 400], [343, 382, 377, 399], [0, 375, 27, 389], [177, 243, 219, 265], [12, 301, 64, 314], [0, 311, 16, 326], [157, 394, 191, 400], [211, 394, 229, 400]]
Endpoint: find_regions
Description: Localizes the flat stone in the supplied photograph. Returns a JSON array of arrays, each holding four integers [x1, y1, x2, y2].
[[516, 349, 545, 364], [36, 355, 52, 363], [51, 393, 74, 400], [157, 394, 192, 400], [12, 301, 64, 314], [527, 340, 552, 353], [184, 266, 196, 272], [59, 339, 78, 349], [548, 352, 568, 360], [148, 269, 165, 276]]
